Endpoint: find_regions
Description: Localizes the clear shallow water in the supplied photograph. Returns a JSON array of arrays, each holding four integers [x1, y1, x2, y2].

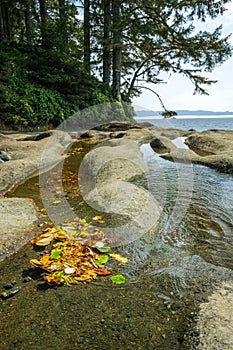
[[7, 135, 233, 292], [3, 133, 233, 350], [135, 116, 233, 131], [119, 148, 233, 288]]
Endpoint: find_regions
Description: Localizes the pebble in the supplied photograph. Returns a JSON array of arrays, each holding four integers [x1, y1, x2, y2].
[[1, 285, 20, 299]]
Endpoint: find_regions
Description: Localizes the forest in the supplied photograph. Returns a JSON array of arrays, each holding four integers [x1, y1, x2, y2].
[[0, 0, 232, 129]]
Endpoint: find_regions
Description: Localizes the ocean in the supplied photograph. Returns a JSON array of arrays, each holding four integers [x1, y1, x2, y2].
[[135, 116, 233, 131]]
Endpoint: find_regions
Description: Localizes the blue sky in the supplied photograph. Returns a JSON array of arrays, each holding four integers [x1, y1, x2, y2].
[[133, 3, 233, 112]]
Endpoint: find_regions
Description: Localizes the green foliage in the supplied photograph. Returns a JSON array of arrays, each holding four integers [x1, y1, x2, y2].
[[3, 75, 73, 128], [0, 0, 231, 128], [0, 45, 113, 130], [161, 110, 177, 118]]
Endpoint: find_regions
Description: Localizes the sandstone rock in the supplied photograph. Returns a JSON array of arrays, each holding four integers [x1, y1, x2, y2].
[[184, 130, 233, 173], [16, 131, 52, 141], [79, 138, 161, 245], [197, 281, 233, 350], [92, 120, 142, 132], [0, 130, 72, 195], [150, 135, 176, 154], [0, 198, 40, 261]]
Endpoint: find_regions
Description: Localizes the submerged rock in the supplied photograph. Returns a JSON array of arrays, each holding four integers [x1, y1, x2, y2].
[[1, 284, 20, 299]]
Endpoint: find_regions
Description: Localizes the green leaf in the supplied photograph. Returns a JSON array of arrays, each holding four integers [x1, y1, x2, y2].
[[53, 242, 63, 248], [111, 275, 126, 284], [95, 255, 109, 265], [50, 249, 62, 259], [96, 246, 111, 253], [79, 218, 87, 224], [53, 200, 61, 205]]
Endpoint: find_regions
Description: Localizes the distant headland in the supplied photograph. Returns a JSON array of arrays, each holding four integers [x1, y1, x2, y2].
[[135, 110, 233, 117]]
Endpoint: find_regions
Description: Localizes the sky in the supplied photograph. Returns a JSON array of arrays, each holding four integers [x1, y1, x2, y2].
[[133, 2, 233, 112]]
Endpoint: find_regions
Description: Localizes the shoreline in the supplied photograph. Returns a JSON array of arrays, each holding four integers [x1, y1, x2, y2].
[[0, 122, 233, 349]]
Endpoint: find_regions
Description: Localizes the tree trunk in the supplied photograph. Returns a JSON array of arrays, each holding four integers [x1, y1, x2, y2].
[[103, 0, 111, 85], [0, 5, 5, 41], [39, 0, 48, 47], [84, 0, 91, 73], [112, 0, 121, 101], [24, 1, 32, 44], [0, 3, 12, 43], [58, 0, 68, 52]]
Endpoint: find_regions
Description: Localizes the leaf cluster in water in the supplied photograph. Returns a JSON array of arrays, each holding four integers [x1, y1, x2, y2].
[[30, 217, 127, 286]]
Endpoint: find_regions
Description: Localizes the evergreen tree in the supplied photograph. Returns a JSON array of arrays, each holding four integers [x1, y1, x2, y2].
[[121, 0, 232, 102], [0, 0, 232, 128]]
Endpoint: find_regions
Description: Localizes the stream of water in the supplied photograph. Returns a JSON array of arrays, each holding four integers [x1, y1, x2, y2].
[[3, 135, 233, 350], [7, 140, 233, 291]]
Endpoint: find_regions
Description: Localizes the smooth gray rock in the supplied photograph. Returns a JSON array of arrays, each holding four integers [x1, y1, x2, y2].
[[0, 150, 11, 161], [197, 281, 233, 350], [79, 138, 161, 245], [0, 198, 40, 261]]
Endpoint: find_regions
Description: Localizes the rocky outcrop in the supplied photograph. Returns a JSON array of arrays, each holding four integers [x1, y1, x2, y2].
[[0, 198, 40, 261], [79, 138, 161, 245], [16, 131, 52, 141], [0, 130, 73, 260], [197, 281, 233, 350], [139, 128, 233, 174], [184, 130, 233, 173], [185, 130, 233, 155], [0, 130, 72, 195], [76, 122, 233, 174]]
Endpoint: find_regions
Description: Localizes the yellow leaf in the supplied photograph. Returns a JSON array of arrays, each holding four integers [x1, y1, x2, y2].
[[53, 200, 61, 205], [109, 254, 128, 264], [30, 254, 51, 268], [31, 233, 55, 246], [30, 258, 43, 267]]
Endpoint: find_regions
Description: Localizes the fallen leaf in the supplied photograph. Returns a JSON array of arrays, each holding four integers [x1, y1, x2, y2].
[[64, 266, 76, 274], [95, 241, 104, 248], [92, 216, 102, 220], [31, 233, 55, 246], [53, 242, 63, 248], [96, 246, 111, 253], [30, 223, 123, 287], [50, 249, 62, 259], [94, 268, 111, 276], [95, 255, 109, 265], [53, 200, 61, 205], [111, 274, 126, 284], [109, 254, 128, 264]]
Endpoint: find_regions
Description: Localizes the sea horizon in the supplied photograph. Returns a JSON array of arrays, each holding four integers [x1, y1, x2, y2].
[[135, 116, 233, 131], [135, 114, 233, 120]]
